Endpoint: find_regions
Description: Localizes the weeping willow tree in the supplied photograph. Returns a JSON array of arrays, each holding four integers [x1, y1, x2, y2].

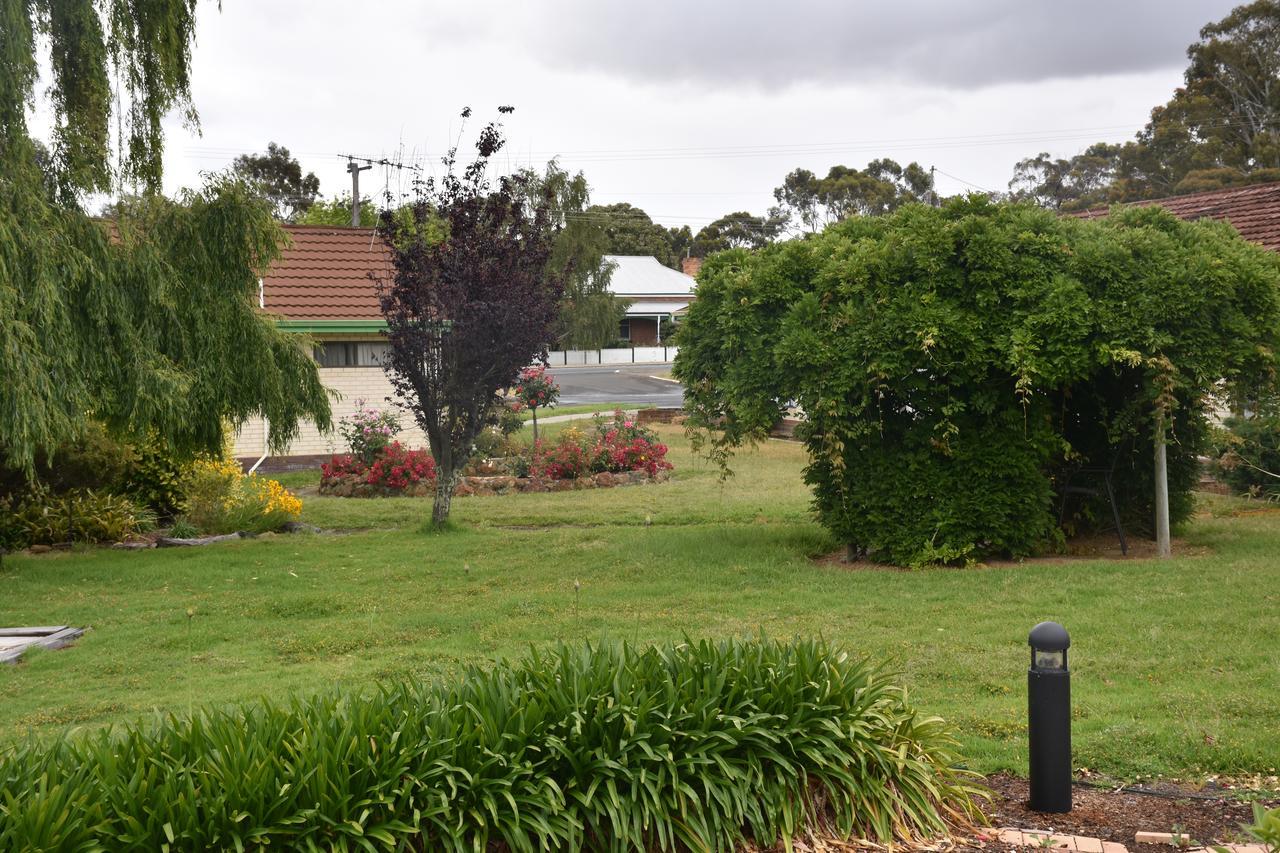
[[1, 0, 330, 472], [518, 161, 628, 349]]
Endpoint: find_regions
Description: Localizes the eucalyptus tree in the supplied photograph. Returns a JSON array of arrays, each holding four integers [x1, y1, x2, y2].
[[231, 142, 321, 221], [2, 0, 331, 473]]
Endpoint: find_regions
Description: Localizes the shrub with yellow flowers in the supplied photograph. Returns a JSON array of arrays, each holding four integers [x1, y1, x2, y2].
[[179, 459, 302, 535]]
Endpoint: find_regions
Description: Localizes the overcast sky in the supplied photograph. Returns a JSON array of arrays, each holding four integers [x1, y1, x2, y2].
[[150, 0, 1239, 229]]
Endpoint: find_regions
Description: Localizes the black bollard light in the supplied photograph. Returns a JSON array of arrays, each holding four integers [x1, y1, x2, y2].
[[1028, 621, 1072, 813]]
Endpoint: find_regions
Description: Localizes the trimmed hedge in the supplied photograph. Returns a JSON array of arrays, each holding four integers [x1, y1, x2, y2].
[[0, 638, 980, 851]]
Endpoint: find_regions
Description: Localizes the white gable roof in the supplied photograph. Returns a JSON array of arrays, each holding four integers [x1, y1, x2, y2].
[[602, 255, 696, 297]]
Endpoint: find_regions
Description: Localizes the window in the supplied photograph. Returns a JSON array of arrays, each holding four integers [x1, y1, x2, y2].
[[618, 318, 631, 340], [314, 342, 358, 367], [313, 342, 391, 367]]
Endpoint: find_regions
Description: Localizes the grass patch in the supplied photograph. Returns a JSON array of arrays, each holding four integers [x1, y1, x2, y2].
[[518, 402, 654, 421], [1, 426, 1277, 780]]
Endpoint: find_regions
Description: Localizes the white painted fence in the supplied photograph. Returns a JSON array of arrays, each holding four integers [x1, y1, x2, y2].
[[547, 346, 676, 366]]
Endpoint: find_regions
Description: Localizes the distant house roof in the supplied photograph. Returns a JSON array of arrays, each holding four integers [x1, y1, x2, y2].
[[1072, 181, 1280, 252], [262, 225, 389, 325], [603, 255, 697, 297], [259, 235, 697, 328]]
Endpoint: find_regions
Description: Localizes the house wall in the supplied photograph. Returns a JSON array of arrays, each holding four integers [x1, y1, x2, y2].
[[232, 336, 426, 463], [627, 317, 659, 345]]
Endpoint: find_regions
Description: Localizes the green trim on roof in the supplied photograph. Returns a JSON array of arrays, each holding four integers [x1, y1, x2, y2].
[[276, 319, 387, 333]]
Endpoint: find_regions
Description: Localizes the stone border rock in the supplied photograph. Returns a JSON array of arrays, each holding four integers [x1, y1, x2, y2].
[[319, 468, 671, 498]]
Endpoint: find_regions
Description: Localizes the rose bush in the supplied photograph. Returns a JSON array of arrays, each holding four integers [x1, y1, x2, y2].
[[320, 411, 672, 495], [531, 412, 672, 480], [321, 442, 436, 494], [337, 401, 401, 464]]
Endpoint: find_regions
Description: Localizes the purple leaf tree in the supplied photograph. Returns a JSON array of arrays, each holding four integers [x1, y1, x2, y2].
[[375, 110, 567, 526]]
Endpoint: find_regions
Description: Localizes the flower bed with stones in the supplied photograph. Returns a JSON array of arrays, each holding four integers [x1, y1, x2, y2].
[[318, 468, 670, 498]]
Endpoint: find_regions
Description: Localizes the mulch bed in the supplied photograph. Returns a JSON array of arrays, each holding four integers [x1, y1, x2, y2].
[[747, 774, 1275, 852], [969, 774, 1274, 852]]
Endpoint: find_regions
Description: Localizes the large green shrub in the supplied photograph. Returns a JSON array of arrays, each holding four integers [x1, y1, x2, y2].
[[0, 638, 979, 851], [675, 198, 1280, 564], [1212, 414, 1280, 499], [0, 487, 154, 548], [0, 423, 195, 518]]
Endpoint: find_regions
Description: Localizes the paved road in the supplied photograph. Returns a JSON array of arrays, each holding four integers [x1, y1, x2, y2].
[[551, 363, 684, 408]]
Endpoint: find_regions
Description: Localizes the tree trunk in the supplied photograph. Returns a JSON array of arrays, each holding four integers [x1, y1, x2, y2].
[[432, 467, 454, 527], [532, 408, 539, 443]]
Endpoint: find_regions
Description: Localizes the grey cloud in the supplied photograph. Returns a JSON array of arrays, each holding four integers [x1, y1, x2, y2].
[[500, 0, 1240, 89]]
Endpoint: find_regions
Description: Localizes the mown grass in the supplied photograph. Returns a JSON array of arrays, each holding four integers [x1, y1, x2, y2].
[[1, 425, 1277, 781], [518, 402, 653, 421]]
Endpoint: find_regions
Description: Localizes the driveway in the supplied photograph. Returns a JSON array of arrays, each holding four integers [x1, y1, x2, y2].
[[550, 363, 683, 408]]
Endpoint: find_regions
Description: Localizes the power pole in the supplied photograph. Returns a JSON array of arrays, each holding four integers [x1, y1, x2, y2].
[[346, 158, 371, 226], [1154, 409, 1171, 558], [930, 165, 939, 207]]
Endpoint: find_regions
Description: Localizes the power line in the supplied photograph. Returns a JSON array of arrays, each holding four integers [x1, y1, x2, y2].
[[171, 118, 1269, 166]]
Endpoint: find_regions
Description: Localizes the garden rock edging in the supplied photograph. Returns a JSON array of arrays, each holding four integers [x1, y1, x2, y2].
[[319, 468, 671, 498]]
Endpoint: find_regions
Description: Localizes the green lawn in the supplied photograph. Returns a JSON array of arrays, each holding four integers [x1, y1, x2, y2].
[[519, 402, 654, 421], [2, 425, 1278, 782]]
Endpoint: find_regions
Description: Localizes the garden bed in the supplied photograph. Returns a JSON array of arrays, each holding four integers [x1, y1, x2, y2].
[[318, 408, 675, 499], [318, 467, 671, 498], [966, 773, 1277, 853]]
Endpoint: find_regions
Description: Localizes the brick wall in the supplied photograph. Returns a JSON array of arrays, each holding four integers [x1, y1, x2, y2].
[[232, 365, 425, 459]]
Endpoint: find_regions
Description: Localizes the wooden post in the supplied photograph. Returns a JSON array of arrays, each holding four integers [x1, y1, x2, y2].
[[1154, 411, 1171, 558]]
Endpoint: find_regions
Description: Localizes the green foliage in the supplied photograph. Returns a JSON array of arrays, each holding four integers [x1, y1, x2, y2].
[[772, 159, 934, 232], [518, 162, 628, 349], [1242, 803, 1280, 853], [166, 516, 198, 539], [1211, 415, 1280, 499], [0, 637, 980, 850], [231, 141, 321, 221], [337, 400, 402, 465], [1, 177, 332, 474], [0, 422, 135, 498], [2, 1, 330, 477], [588, 202, 686, 268], [675, 197, 1280, 564], [0, 487, 154, 548], [2, 0, 200, 196], [692, 210, 785, 255], [497, 405, 525, 436], [1008, 2, 1280, 206], [0, 422, 196, 517], [295, 194, 379, 227], [122, 435, 193, 516], [180, 459, 301, 535]]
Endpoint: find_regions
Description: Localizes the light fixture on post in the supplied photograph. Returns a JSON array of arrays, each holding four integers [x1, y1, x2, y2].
[[1028, 621, 1071, 813]]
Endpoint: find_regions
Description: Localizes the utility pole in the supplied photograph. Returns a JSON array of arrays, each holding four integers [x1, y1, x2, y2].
[[929, 165, 939, 207], [1154, 410, 1171, 558], [346, 158, 371, 226]]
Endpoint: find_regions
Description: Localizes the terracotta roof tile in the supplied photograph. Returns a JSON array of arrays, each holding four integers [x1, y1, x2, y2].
[[262, 225, 391, 320], [1071, 181, 1280, 252]]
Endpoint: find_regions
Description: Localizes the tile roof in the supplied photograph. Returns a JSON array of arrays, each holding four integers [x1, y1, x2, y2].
[[261, 234, 700, 323], [263, 225, 390, 320], [1071, 181, 1280, 252]]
